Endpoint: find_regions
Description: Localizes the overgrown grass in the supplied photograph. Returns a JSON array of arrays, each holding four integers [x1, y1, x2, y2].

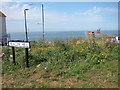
[[2, 36, 119, 88]]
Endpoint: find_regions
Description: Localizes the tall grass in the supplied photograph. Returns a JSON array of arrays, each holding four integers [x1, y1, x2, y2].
[[2, 36, 119, 88]]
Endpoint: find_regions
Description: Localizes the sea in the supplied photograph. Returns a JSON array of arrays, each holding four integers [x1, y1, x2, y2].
[[8, 30, 118, 41]]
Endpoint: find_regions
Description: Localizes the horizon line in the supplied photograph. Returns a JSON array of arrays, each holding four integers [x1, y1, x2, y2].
[[7, 29, 118, 33]]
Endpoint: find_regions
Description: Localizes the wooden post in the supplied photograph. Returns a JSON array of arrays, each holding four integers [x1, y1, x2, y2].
[[12, 47, 16, 65], [25, 48, 29, 67]]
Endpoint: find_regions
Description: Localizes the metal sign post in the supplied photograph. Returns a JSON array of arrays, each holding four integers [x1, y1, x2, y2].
[[12, 47, 16, 65], [25, 48, 29, 67], [24, 9, 29, 67], [8, 41, 30, 67]]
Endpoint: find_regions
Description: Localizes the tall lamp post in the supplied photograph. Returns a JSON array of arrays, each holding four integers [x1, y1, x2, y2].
[[41, 4, 45, 42], [24, 9, 29, 67], [24, 9, 29, 41]]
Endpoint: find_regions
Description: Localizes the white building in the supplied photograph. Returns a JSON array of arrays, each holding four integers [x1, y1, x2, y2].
[[0, 11, 7, 45]]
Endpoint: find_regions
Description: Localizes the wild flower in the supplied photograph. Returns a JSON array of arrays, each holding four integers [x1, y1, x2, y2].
[[36, 64, 40, 67], [0, 55, 3, 58], [10, 55, 13, 58], [85, 41, 88, 43], [94, 54, 97, 56], [76, 41, 81, 45], [105, 55, 107, 58], [102, 54, 105, 56], [0, 53, 5, 58], [98, 60, 100, 62], [44, 44, 49, 46], [82, 49, 84, 51], [92, 41, 95, 43], [32, 46, 35, 48], [48, 41, 52, 44], [66, 41, 72, 44]]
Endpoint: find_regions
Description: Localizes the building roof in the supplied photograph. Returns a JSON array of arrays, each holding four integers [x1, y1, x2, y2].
[[0, 11, 6, 17]]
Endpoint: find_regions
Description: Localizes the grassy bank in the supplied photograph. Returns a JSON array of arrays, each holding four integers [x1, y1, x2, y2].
[[2, 36, 119, 88]]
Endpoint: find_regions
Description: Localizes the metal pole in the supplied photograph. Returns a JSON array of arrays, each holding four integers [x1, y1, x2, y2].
[[42, 4, 45, 42], [24, 9, 29, 67], [12, 47, 16, 65], [24, 9, 29, 42], [25, 48, 29, 67]]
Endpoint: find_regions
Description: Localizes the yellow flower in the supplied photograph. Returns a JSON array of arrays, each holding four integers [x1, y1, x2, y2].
[[82, 49, 84, 51], [76, 41, 81, 45], [47, 47, 59, 49], [94, 54, 97, 56], [105, 55, 107, 58], [101, 54, 105, 56], [98, 60, 100, 62], [97, 55, 100, 57]]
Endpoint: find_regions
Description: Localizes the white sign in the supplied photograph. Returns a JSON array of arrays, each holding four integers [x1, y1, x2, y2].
[[8, 41, 30, 48], [116, 36, 120, 43]]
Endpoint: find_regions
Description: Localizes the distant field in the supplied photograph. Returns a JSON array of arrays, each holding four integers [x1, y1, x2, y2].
[[2, 36, 119, 88]]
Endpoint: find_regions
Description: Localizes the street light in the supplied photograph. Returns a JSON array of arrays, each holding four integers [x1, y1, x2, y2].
[[41, 4, 45, 42], [28, 4, 45, 42], [24, 9, 29, 67], [24, 9, 29, 42]]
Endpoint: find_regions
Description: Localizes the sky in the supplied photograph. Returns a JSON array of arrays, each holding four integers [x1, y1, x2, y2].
[[0, 1, 118, 32], [2, 0, 120, 2]]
